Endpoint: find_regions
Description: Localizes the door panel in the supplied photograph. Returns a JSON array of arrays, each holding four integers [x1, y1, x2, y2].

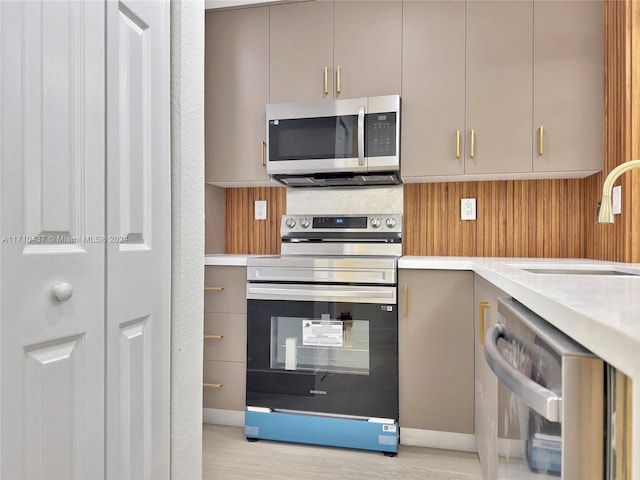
[[24, 335, 86, 479], [118, 3, 151, 245], [106, 0, 170, 478], [118, 316, 153, 480], [0, 1, 106, 478]]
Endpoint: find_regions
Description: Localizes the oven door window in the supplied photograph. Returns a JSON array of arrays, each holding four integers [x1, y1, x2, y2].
[[271, 316, 370, 375], [247, 299, 398, 420]]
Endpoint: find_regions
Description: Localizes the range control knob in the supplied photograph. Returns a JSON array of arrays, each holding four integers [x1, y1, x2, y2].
[[285, 217, 296, 229], [386, 217, 397, 228], [300, 218, 310, 229], [370, 217, 381, 228]]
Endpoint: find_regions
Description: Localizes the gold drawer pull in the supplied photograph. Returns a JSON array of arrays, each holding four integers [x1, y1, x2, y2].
[[403, 285, 408, 317], [456, 130, 461, 159], [336, 65, 341, 94], [204, 286, 224, 291], [479, 301, 490, 346], [323, 66, 328, 95], [203, 383, 223, 389], [260, 140, 266, 166], [470, 129, 475, 158], [538, 126, 544, 155], [204, 335, 224, 340]]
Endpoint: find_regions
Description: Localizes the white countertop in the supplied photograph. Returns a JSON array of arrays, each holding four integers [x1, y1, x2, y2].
[[204, 254, 273, 266]]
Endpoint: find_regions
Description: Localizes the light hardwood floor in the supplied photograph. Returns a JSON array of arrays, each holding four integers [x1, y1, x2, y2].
[[203, 424, 483, 480]]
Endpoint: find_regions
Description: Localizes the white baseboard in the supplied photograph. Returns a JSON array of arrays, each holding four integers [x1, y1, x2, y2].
[[400, 427, 477, 453], [203, 408, 244, 427]]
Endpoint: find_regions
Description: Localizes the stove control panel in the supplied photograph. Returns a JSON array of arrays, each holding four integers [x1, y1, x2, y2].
[[281, 214, 402, 235]]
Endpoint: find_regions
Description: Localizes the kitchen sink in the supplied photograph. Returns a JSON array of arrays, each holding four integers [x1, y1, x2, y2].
[[522, 268, 640, 276], [505, 263, 640, 276]]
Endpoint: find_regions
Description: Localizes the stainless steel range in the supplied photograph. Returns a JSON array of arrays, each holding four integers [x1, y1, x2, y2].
[[245, 214, 402, 455]]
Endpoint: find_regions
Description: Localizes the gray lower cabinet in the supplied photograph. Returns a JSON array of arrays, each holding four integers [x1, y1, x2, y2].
[[203, 266, 247, 413], [474, 274, 507, 480], [398, 269, 474, 434]]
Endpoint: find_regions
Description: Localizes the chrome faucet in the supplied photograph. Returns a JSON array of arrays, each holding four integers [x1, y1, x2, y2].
[[597, 159, 640, 223]]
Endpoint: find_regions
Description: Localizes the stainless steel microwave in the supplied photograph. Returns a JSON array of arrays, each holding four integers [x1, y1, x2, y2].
[[266, 95, 400, 187]]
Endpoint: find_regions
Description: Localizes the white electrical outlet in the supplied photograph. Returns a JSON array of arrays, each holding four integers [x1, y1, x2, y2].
[[254, 200, 267, 220], [461, 198, 476, 221], [613, 185, 622, 215]]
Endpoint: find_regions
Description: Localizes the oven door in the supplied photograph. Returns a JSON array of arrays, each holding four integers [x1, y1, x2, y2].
[[246, 283, 398, 420]]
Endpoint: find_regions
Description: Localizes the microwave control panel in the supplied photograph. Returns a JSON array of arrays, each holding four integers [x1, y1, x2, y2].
[[366, 112, 397, 158]]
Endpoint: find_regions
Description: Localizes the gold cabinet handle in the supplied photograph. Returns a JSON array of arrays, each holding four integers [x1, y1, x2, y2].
[[336, 65, 341, 94], [538, 126, 544, 155], [323, 67, 328, 95], [470, 129, 475, 158], [403, 285, 408, 317], [456, 130, 461, 159], [204, 286, 224, 291], [260, 140, 266, 166], [204, 335, 224, 340], [479, 301, 490, 346], [203, 383, 223, 389]]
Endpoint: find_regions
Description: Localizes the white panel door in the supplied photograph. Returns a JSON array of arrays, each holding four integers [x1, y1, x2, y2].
[[105, 0, 171, 479], [0, 1, 105, 479]]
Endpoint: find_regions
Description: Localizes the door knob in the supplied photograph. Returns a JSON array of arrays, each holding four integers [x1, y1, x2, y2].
[[53, 282, 73, 301]]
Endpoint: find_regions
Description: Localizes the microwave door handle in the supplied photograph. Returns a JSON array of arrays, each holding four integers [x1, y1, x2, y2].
[[358, 105, 365, 166], [484, 323, 562, 422]]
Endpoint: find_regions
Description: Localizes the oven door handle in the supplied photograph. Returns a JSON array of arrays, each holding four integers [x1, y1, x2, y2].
[[247, 284, 396, 304], [484, 323, 562, 423]]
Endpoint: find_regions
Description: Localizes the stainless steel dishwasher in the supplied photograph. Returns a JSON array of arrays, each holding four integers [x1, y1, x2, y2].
[[485, 298, 604, 479]]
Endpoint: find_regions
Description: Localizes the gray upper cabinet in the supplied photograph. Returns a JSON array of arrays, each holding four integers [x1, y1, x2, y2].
[[269, 1, 334, 103], [402, 0, 466, 178], [205, 7, 271, 185], [466, 0, 534, 176], [533, 0, 603, 174], [269, 1, 402, 103], [333, 1, 402, 99], [401, 0, 603, 182]]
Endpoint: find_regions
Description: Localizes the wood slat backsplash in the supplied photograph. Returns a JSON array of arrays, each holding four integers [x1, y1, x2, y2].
[[404, 179, 585, 258], [584, 0, 640, 264], [223, 0, 639, 262], [224, 187, 286, 255]]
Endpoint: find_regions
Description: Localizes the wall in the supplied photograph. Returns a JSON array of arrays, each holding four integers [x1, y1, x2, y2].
[[170, 1, 204, 478]]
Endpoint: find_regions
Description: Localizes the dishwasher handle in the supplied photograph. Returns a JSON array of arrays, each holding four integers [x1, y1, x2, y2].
[[484, 323, 562, 423]]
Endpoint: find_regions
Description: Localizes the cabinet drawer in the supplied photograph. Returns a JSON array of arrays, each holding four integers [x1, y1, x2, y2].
[[203, 360, 246, 411], [204, 266, 247, 314], [204, 312, 246, 362]]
